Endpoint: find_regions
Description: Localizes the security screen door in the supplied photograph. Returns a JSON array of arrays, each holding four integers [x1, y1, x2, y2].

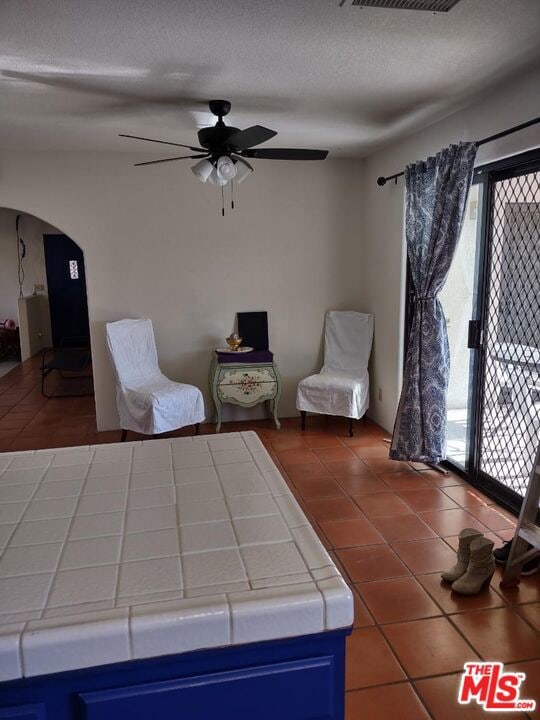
[[440, 149, 540, 512]]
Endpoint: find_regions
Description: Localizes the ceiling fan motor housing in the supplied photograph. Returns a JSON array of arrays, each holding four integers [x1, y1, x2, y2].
[[197, 123, 241, 153], [208, 99, 231, 118]]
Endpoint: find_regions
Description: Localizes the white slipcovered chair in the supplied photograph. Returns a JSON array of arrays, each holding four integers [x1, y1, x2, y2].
[[106, 319, 205, 440], [296, 311, 374, 437]]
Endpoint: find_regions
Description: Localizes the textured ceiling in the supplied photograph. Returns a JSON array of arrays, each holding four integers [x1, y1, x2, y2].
[[1, 0, 539, 156]]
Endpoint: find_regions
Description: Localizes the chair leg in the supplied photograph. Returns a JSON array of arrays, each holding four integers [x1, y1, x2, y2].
[[41, 368, 53, 398], [300, 411, 306, 431], [121, 429, 127, 442], [194, 423, 200, 436], [348, 418, 354, 438]]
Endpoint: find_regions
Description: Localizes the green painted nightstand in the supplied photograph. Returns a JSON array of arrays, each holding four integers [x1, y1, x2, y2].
[[210, 352, 281, 432]]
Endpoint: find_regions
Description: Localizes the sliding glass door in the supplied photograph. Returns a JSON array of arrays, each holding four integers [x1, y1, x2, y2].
[[440, 182, 482, 470], [439, 149, 540, 512], [478, 166, 540, 500]]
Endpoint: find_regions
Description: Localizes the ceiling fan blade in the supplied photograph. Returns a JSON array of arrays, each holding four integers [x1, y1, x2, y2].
[[2, 69, 210, 106], [119, 134, 205, 152], [241, 148, 329, 160], [2, 69, 137, 99], [227, 125, 277, 150], [134, 154, 208, 167]]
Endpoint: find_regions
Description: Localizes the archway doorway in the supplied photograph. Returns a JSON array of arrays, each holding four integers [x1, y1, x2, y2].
[[0, 207, 92, 397]]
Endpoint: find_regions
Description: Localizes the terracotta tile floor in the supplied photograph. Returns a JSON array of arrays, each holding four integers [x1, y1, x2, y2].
[[0, 356, 539, 718]]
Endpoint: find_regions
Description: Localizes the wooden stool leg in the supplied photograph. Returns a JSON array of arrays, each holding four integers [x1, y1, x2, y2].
[[348, 418, 354, 438], [300, 411, 306, 431], [121, 429, 127, 442], [194, 423, 200, 436]]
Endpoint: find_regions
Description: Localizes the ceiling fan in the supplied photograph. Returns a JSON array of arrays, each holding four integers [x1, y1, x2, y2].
[[119, 99, 329, 192]]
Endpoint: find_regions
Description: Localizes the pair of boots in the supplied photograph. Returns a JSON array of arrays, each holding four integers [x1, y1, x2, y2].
[[441, 528, 495, 595]]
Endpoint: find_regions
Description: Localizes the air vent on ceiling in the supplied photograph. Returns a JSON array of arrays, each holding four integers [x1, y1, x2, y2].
[[344, 0, 462, 11]]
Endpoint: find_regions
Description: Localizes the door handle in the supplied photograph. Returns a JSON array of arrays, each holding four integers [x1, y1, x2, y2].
[[467, 320, 482, 349]]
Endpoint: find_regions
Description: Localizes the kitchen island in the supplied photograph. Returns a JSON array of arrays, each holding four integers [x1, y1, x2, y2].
[[0, 431, 352, 719]]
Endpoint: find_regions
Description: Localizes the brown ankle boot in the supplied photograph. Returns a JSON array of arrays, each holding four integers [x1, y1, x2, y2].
[[451, 537, 495, 595], [441, 528, 484, 583]]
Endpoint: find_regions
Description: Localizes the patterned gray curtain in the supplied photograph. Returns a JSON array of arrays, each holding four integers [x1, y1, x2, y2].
[[390, 142, 477, 463]]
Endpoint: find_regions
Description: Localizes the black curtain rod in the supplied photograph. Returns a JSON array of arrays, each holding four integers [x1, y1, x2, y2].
[[376, 116, 540, 186]]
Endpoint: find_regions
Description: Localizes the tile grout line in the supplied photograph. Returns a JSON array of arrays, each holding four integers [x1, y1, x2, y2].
[[445, 605, 540, 667], [224, 592, 234, 646], [113, 445, 135, 621], [0, 454, 55, 566], [170, 440, 186, 601], [345, 679, 437, 720], [213, 438, 259, 591], [37, 450, 96, 620]]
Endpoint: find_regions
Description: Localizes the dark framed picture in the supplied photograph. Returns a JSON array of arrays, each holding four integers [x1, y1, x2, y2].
[[237, 311, 269, 350]]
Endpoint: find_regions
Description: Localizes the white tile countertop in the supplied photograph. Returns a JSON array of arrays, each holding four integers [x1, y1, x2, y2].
[[0, 432, 353, 681]]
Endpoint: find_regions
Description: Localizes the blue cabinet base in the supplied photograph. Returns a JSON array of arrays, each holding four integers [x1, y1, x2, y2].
[[0, 630, 350, 720]]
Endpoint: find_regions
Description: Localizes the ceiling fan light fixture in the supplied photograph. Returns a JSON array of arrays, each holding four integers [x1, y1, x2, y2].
[[191, 158, 214, 183], [216, 156, 237, 182], [208, 167, 228, 186], [234, 160, 253, 185]]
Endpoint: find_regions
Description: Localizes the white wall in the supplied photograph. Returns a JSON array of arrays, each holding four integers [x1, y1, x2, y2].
[[360, 64, 540, 432], [0, 209, 56, 321], [0, 156, 364, 429]]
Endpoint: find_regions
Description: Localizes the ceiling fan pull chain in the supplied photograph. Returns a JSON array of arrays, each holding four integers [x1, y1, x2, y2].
[[231, 182, 235, 210], [221, 184, 225, 217]]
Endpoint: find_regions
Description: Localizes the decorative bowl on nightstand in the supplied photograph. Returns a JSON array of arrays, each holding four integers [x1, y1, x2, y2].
[[226, 333, 243, 351]]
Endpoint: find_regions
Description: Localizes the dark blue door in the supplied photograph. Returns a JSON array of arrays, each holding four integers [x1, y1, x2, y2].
[[43, 234, 90, 347]]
